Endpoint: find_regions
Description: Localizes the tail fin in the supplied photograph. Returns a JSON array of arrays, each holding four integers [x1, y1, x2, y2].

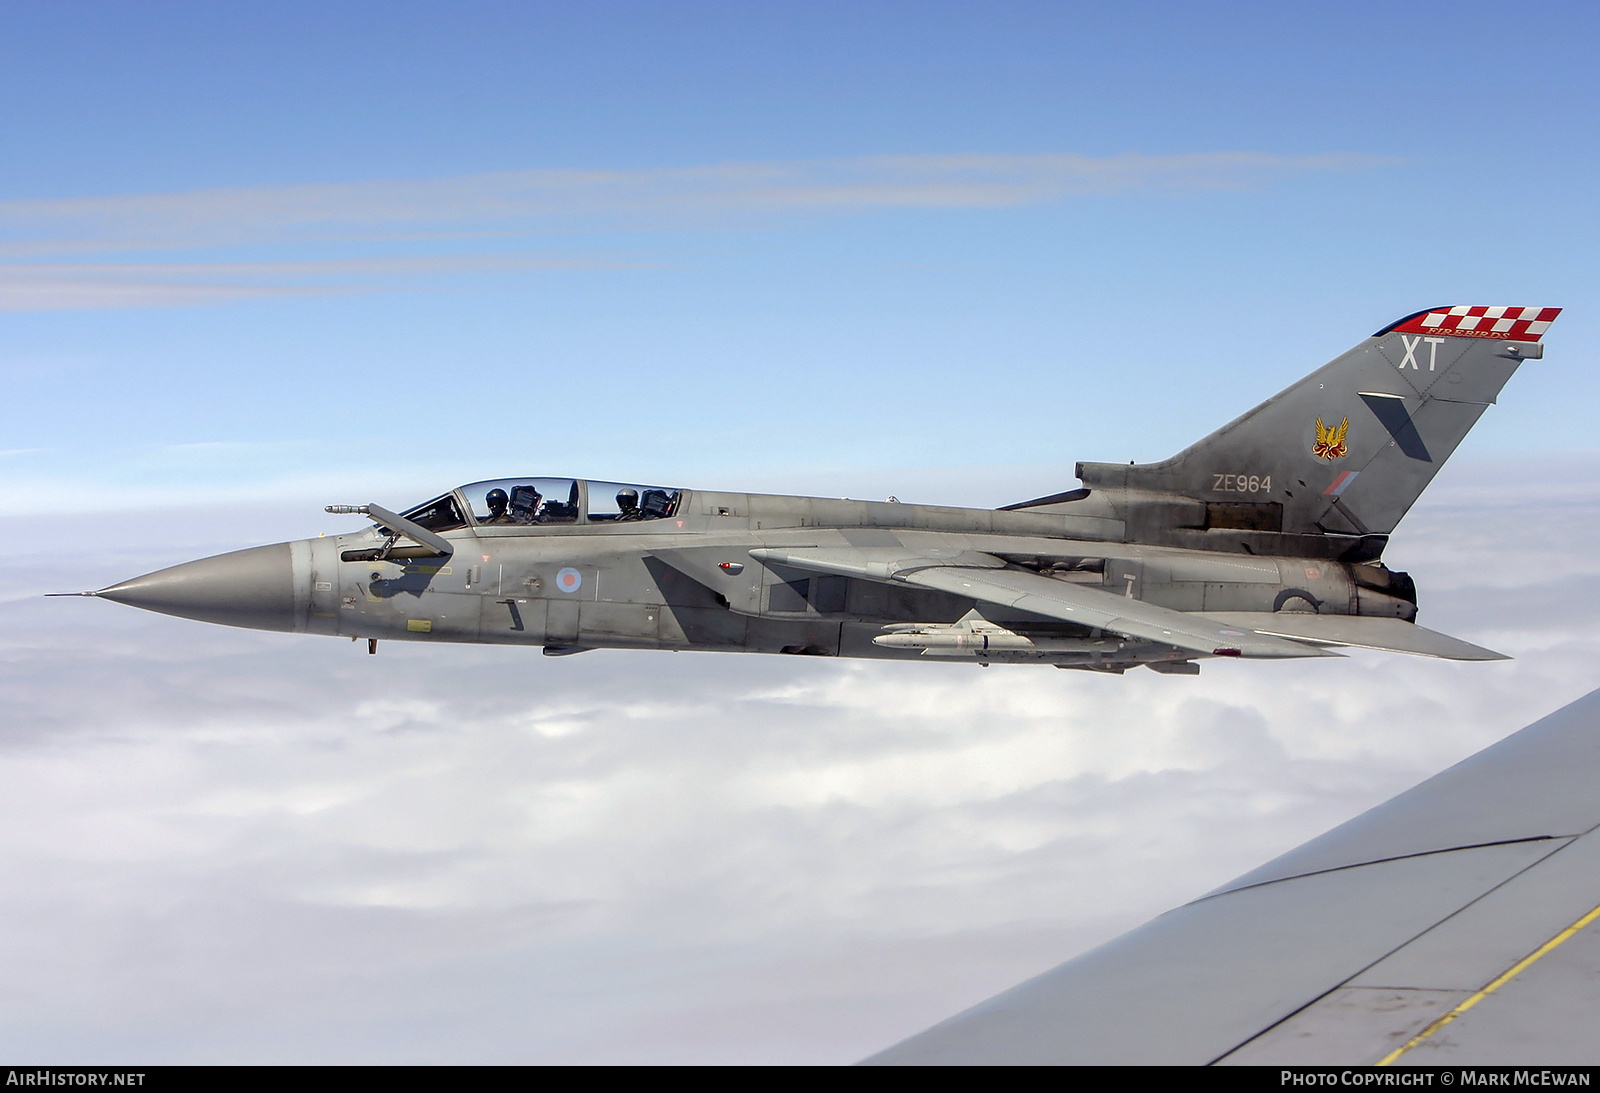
[[1070, 306, 1559, 552]]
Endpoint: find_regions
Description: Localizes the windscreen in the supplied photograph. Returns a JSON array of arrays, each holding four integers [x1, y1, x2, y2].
[[402, 493, 468, 532], [587, 482, 682, 522], [463, 478, 580, 525]]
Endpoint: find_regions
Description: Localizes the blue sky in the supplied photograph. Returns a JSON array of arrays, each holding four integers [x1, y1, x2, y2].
[[5, 3, 1600, 1063], [3, 1, 1597, 511]]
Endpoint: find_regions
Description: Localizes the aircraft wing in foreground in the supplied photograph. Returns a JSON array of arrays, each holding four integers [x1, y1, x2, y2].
[[865, 686, 1600, 1065]]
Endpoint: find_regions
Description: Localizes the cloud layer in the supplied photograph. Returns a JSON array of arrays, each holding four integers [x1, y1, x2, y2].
[[1, 466, 1595, 1063]]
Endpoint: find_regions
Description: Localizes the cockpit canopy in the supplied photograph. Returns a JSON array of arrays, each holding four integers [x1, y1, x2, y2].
[[400, 478, 683, 532]]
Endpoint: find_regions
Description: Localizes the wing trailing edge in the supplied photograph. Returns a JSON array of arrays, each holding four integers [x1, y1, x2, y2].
[[1197, 612, 1507, 661], [749, 547, 1335, 660]]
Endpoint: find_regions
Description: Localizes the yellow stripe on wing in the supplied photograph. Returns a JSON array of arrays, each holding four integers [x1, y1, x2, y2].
[[1378, 900, 1600, 1065]]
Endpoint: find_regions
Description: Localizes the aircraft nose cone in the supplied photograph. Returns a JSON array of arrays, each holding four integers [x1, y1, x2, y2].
[[98, 543, 297, 632]]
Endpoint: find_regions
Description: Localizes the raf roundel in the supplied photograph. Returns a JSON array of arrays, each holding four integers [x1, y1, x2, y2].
[[78, 305, 1558, 674]]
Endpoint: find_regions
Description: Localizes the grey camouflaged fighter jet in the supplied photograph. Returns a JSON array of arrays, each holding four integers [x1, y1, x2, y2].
[[77, 305, 1560, 674]]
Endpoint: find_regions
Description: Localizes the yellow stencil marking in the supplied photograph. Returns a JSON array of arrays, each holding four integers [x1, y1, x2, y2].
[[1378, 900, 1600, 1065]]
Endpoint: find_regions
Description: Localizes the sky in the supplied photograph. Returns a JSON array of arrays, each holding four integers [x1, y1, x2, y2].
[[3, 0, 1600, 1063]]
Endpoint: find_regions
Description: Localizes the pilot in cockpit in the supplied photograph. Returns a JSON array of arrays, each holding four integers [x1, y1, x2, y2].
[[481, 488, 516, 524], [615, 488, 643, 520]]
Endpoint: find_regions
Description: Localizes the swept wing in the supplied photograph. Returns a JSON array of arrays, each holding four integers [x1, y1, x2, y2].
[[749, 541, 1505, 662], [750, 546, 1328, 660], [752, 545, 1332, 660]]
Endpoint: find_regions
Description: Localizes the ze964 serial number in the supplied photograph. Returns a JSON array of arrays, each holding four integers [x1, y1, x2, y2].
[[1212, 474, 1271, 493]]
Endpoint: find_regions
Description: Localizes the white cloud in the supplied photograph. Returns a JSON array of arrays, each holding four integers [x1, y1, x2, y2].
[[0, 475, 1593, 1062]]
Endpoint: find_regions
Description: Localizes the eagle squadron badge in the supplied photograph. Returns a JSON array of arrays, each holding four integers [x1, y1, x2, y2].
[[1312, 416, 1349, 461]]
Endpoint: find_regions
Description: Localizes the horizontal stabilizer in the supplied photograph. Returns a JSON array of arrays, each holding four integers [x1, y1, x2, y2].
[[1198, 612, 1507, 661]]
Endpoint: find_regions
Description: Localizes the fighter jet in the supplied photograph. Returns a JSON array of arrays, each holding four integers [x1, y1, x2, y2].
[[73, 306, 1559, 674]]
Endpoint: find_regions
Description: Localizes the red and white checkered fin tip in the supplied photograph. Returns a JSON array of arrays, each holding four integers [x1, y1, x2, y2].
[[1383, 306, 1561, 342]]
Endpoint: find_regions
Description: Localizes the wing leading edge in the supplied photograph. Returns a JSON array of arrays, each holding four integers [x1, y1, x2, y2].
[[750, 547, 1335, 660], [750, 546, 1505, 662]]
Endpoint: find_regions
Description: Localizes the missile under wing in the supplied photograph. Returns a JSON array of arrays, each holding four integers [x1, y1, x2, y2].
[[72, 306, 1558, 674]]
